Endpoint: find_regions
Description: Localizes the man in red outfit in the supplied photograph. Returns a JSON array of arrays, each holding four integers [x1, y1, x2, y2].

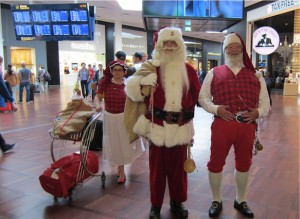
[[126, 27, 201, 219], [199, 32, 270, 218]]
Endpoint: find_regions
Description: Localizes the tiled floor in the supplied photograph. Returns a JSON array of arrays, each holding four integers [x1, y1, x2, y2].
[[0, 86, 299, 219]]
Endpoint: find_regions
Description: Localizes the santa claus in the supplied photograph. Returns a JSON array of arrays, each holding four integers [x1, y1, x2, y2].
[[125, 27, 201, 219], [199, 32, 270, 218]]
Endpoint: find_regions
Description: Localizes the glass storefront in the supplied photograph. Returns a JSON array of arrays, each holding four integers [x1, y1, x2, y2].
[[121, 28, 147, 66], [58, 24, 106, 87]]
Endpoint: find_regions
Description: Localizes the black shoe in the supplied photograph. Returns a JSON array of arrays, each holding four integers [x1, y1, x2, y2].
[[149, 206, 161, 219], [170, 200, 188, 218], [208, 201, 222, 218], [2, 144, 16, 154], [234, 200, 254, 218]]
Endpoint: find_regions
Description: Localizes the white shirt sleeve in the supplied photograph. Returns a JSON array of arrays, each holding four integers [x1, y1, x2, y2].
[[198, 68, 219, 115], [199, 68, 270, 117], [257, 74, 271, 118]]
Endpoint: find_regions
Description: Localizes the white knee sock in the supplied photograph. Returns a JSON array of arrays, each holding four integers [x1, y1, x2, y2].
[[208, 171, 222, 202], [234, 169, 249, 203]]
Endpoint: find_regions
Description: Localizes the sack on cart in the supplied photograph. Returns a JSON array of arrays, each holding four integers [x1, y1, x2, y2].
[[52, 97, 94, 137], [39, 152, 99, 198]]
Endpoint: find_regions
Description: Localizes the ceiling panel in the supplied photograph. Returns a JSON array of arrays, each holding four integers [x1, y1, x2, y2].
[[1, 0, 293, 43]]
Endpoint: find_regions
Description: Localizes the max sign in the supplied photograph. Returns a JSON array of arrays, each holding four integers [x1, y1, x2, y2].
[[253, 26, 280, 55]]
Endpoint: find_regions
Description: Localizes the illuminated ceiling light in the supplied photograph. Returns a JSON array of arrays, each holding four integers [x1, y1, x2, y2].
[[206, 31, 221, 33], [185, 20, 191, 26], [117, 0, 142, 11], [185, 26, 192, 31]]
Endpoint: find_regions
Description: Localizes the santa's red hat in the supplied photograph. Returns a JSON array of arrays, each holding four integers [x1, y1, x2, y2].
[[223, 32, 255, 73]]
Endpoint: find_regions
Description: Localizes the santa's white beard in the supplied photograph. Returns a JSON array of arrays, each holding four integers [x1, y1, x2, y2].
[[159, 51, 190, 111], [225, 53, 243, 68], [159, 50, 189, 91]]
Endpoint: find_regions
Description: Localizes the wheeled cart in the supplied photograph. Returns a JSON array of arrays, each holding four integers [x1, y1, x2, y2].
[[40, 112, 105, 201]]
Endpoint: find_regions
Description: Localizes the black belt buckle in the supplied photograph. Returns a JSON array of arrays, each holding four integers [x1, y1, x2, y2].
[[235, 114, 245, 123], [165, 112, 183, 124]]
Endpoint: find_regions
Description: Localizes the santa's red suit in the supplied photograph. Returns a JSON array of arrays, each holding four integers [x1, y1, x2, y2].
[[126, 27, 200, 215], [198, 32, 270, 218], [126, 63, 200, 205]]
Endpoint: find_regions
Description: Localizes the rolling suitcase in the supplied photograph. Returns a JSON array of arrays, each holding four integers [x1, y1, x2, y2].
[[39, 152, 99, 198], [0, 102, 12, 112], [30, 84, 35, 101], [89, 120, 103, 151]]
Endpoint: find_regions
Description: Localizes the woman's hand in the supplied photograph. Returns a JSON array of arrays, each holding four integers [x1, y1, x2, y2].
[[95, 105, 102, 112]]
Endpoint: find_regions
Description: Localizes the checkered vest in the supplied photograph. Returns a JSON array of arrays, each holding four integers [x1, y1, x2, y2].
[[211, 65, 260, 114]]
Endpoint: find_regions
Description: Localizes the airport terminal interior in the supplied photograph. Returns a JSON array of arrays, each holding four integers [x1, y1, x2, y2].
[[1, 0, 300, 219]]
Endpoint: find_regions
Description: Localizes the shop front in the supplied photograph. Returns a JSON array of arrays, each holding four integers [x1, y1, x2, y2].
[[58, 24, 106, 87], [121, 28, 147, 66], [246, 0, 300, 94]]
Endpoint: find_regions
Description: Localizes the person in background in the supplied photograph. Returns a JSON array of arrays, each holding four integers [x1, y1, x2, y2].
[[37, 65, 46, 92], [78, 62, 89, 99], [0, 64, 18, 112], [126, 27, 201, 219], [95, 61, 145, 184], [115, 51, 127, 63], [198, 32, 270, 218], [141, 52, 148, 63], [264, 71, 272, 110], [0, 133, 16, 154], [87, 64, 95, 99], [125, 66, 136, 78], [18, 62, 31, 103], [92, 64, 97, 73], [92, 64, 103, 102], [4, 64, 19, 103], [132, 52, 143, 71], [96, 64, 104, 80]]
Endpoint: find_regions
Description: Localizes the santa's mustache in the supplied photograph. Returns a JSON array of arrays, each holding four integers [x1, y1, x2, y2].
[[162, 47, 178, 51]]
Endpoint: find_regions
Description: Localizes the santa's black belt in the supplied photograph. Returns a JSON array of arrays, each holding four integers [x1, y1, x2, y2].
[[214, 115, 256, 124], [151, 108, 194, 125]]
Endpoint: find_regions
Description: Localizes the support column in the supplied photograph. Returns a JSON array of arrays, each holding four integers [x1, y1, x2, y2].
[[292, 9, 300, 75], [114, 21, 123, 54]]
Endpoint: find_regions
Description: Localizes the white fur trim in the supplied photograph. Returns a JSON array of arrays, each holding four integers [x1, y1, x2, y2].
[[152, 60, 160, 67], [133, 115, 194, 147], [162, 64, 184, 112], [133, 114, 151, 138], [140, 73, 157, 86], [155, 27, 185, 52], [125, 75, 145, 102], [223, 33, 242, 51]]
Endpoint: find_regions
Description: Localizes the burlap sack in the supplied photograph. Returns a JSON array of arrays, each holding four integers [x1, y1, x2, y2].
[[52, 98, 94, 137]]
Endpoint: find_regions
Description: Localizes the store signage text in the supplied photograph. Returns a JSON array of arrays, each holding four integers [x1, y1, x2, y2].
[[122, 44, 144, 49], [271, 0, 300, 12], [253, 26, 280, 55], [71, 42, 95, 51]]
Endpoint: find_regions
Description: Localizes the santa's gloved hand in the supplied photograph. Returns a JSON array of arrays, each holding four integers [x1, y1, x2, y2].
[[140, 73, 157, 86]]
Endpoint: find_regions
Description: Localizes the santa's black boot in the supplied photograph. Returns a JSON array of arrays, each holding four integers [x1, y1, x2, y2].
[[149, 206, 161, 219], [170, 200, 188, 218]]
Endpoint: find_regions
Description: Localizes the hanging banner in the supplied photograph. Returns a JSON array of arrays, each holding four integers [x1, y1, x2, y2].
[[253, 26, 280, 55]]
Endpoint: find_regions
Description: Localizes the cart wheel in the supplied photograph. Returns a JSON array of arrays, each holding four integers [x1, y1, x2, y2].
[[68, 189, 74, 201], [101, 171, 106, 188]]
